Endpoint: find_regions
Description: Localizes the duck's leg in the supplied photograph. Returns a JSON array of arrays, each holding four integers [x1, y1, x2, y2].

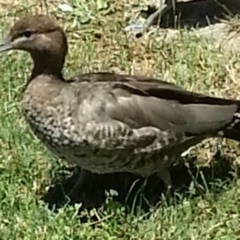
[[125, 0, 175, 37], [67, 168, 90, 201], [157, 162, 173, 199], [215, 137, 224, 157]]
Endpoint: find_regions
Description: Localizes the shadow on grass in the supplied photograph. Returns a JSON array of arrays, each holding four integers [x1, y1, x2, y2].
[[142, 0, 240, 30], [42, 152, 239, 222]]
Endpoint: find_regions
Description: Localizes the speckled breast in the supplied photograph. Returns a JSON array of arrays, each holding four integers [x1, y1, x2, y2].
[[22, 104, 160, 177]]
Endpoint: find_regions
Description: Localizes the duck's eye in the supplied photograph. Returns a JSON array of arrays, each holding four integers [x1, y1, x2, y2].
[[22, 30, 33, 38]]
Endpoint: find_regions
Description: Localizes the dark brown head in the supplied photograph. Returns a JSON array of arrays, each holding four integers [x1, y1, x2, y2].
[[0, 15, 68, 76]]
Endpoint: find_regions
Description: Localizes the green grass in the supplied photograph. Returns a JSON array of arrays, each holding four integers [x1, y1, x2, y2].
[[0, 0, 240, 239]]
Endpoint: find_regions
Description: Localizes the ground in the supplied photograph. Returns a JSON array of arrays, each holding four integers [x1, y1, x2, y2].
[[0, 0, 240, 239]]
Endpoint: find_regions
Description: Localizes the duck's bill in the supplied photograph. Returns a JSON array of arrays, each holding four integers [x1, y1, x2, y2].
[[0, 36, 12, 52]]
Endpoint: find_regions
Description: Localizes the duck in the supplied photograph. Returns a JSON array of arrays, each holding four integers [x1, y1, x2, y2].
[[1, 14, 240, 200]]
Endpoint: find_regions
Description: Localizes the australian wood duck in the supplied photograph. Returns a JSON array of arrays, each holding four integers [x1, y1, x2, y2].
[[1, 15, 240, 199]]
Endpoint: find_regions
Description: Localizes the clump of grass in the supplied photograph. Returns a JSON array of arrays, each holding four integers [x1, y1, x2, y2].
[[0, 0, 240, 239]]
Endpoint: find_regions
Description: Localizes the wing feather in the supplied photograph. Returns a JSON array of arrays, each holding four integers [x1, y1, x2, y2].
[[71, 72, 238, 136]]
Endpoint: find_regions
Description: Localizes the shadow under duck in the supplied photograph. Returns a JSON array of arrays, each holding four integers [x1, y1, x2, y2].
[[1, 15, 240, 200]]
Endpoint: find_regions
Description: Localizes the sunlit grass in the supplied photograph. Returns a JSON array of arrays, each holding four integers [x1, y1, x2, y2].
[[0, 0, 240, 239]]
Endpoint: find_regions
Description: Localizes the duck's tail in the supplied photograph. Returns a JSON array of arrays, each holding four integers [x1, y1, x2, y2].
[[221, 111, 240, 142]]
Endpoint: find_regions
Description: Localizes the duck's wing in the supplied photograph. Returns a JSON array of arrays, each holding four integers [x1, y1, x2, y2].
[[71, 72, 238, 133], [69, 73, 240, 153]]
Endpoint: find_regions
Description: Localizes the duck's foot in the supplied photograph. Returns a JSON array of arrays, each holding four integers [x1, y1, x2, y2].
[[151, 185, 176, 209]]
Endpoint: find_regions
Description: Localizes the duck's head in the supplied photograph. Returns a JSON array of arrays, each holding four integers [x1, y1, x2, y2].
[[0, 15, 68, 75], [0, 15, 68, 54]]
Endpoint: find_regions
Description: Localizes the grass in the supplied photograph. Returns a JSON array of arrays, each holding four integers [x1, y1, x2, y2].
[[0, 0, 240, 239]]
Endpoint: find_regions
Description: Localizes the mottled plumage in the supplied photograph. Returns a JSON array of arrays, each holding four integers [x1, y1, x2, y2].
[[1, 15, 240, 199]]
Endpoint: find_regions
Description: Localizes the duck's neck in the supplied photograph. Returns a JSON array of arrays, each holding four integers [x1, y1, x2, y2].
[[30, 52, 65, 80]]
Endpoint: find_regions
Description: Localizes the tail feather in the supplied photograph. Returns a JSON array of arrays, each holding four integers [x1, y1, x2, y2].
[[222, 111, 240, 142]]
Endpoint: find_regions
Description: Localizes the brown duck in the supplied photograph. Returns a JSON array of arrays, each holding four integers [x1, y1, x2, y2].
[[1, 15, 240, 199]]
